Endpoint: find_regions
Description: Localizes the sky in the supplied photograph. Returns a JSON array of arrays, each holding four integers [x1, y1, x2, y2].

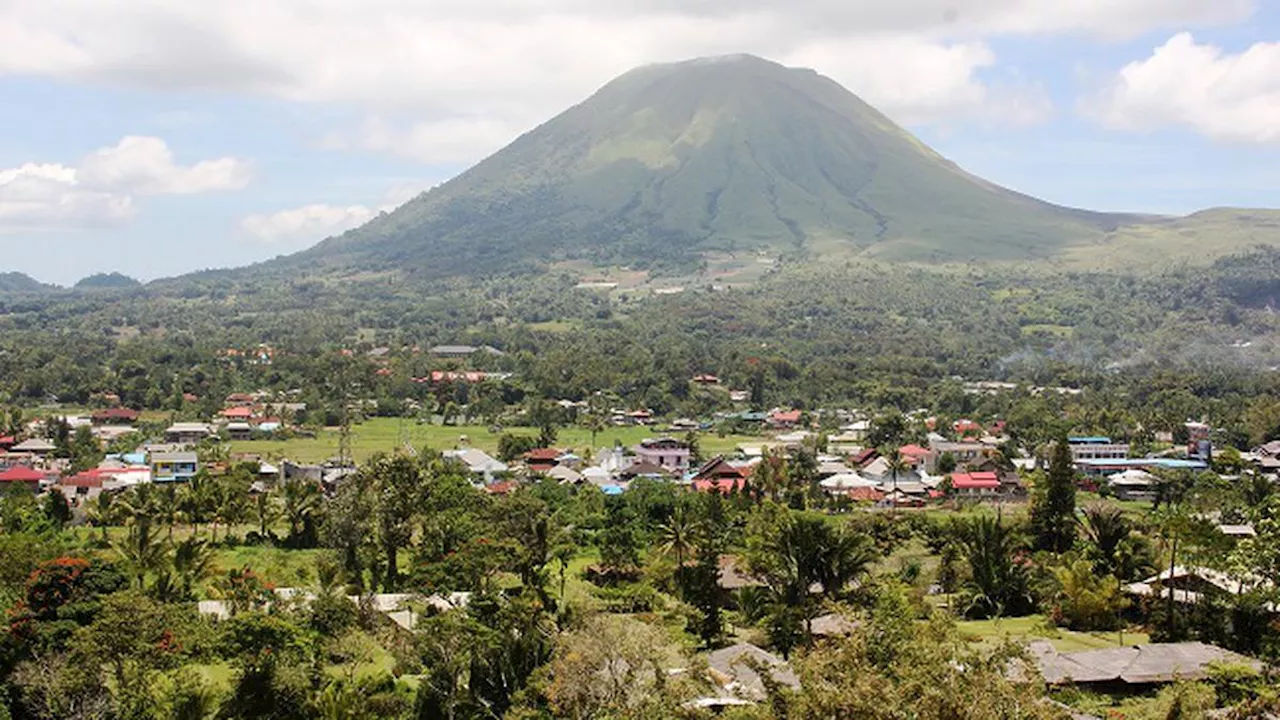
[[2, 0, 1280, 285]]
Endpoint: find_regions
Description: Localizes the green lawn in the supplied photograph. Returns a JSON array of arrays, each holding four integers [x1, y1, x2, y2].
[[955, 614, 1149, 653], [230, 418, 765, 464]]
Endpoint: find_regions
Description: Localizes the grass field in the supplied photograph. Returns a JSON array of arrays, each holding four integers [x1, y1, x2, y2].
[[955, 614, 1149, 653], [229, 418, 765, 464]]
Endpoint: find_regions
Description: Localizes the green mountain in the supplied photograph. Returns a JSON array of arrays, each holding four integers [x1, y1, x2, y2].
[[75, 272, 142, 291], [0, 272, 53, 294], [281, 54, 1270, 278]]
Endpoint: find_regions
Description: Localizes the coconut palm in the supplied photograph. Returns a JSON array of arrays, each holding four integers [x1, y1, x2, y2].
[[885, 450, 910, 513], [251, 489, 282, 538], [85, 492, 117, 543], [1078, 503, 1129, 576], [180, 471, 213, 536], [282, 479, 323, 545], [114, 519, 168, 590], [959, 515, 1032, 619]]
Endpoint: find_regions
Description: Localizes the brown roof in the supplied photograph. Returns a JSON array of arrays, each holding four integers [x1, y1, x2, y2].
[[619, 460, 672, 479]]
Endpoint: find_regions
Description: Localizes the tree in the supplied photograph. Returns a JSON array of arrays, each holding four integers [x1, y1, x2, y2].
[[1078, 503, 1130, 577], [657, 504, 698, 594], [1031, 437, 1076, 553], [42, 491, 71, 529], [280, 478, 322, 548], [958, 515, 1033, 619], [1050, 556, 1127, 631], [251, 489, 281, 539], [366, 454, 423, 590]]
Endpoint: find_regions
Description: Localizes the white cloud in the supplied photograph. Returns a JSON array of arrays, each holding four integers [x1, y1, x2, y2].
[[0, 0, 1254, 165], [240, 184, 430, 246], [241, 203, 377, 245], [79, 136, 252, 194], [1089, 33, 1280, 143], [323, 117, 527, 165], [0, 137, 250, 233], [0, 163, 135, 232]]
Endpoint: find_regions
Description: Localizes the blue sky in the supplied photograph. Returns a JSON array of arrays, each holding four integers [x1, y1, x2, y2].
[[1, 0, 1278, 285]]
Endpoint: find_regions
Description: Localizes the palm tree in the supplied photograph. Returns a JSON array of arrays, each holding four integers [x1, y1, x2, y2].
[[885, 449, 909, 513], [658, 506, 701, 596], [1078, 503, 1129, 576], [114, 519, 168, 590], [180, 472, 213, 536], [85, 492, 117, 543], [281, 479, 322, 544], [959, 515, 1032, 619], [252, 489, 281, 538], [156, 484, 181, 540], [170, 537, 217, 599]]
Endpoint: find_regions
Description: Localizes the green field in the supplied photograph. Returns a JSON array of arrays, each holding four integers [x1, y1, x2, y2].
[[229, 418, 765, 464], [955, 614, 1149, 653]]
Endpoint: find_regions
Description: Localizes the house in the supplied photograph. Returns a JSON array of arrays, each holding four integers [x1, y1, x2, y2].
[[165, 423, 215, 444], [633, 437, 692, 473], [524, 448, 563, 473], [953, 418, 984, 438], [546, 465, 583, 484], [818, 472, 878, 496], [151, 451, 199, 482], [1068, 437, 1131, 463], [838, 419, 871, 442], [692, 374, 721, 385], [428, 344, 504, 357], [226, 422, 254, 441], [1029, 641, 1260, 689], [91, 407, 139, 425], [1077, 457, 1207, 476], [224, 393, 257, 407], [56, 472, 106, 502], [443, 448, 509, 483], [897, 444, 933, 468], [692, 457, 749, 494], [926, 438, 997, 471], [0, 465, 44, 491], [10, 438, 56, 455], [618, 460, 672, 481], [221, 406, 255, 422], [1125, 566, 1268, 607], [767, 409, 802, 429], [706, 643, 801, 701], [0, 436, 14, 451], [1107, 469, 1158, 501], [949, 471, 1002, 497]]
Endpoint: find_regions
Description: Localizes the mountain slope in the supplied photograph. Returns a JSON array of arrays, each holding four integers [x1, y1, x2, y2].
[[280, 56, 1197, 277]]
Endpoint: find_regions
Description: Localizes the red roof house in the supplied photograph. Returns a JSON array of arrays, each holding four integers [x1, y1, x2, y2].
[[524, 448, 562, 472], [221, 406, 255, 420], [0, 466, 44, 490], [950, 471, 1002, 494], [0, 436, 15, 450], [953, 419, 984, 438], [898, 444, 932, 466], [692, 457, 750, 494], [767, 410, 803, 428]]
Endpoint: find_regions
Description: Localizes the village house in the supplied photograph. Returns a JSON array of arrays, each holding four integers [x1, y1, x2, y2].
[[948, 471, 1002, 498], [766, 409, 802, 429], [0, 465, 45, 492], [1029, 641, 1260, 690], [925, 437, 998, 472], [442, 448, 509, 484], [10, 438, 56, 456], [165, 423, 215, 445], [523, 448, 563, 474], [632, 437, 692, 473], [151, 451, 199, 483], [91, 407, 140, 425], [692, 456, 750, 494]]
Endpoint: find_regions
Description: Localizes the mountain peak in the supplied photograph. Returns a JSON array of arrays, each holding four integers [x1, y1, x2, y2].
[[279, 56, 1151, 279]]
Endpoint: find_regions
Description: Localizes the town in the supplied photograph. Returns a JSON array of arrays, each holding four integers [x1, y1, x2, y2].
[[1, 369, 1277, 718]]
